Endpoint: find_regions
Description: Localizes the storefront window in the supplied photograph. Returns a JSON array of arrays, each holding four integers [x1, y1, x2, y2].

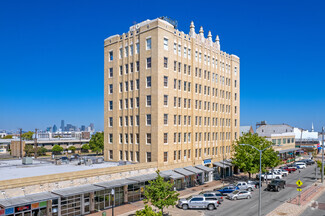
[[60, 195, 81, 216]]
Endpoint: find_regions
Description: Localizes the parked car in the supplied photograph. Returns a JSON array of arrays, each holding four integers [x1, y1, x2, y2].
[[248, 180, 261, 188], [227, 190, 252, 200], [236, 181, 255, 191], [199, 191, 224, 202], [294, 162, 306, 169], [70, 154, 80, 160], [257, 171, 282, 180], [178, 195, 219, 210], [273, 169, 288, 177], [298, 159, 315, 165], [266, 179, 286, 192], [282, 166, 297, 173], [216, 185, 240, 195], [61, 156, 69, 164]]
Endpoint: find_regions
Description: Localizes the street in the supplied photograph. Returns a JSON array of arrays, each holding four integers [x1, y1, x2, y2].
[[202, 164, 318, 216]]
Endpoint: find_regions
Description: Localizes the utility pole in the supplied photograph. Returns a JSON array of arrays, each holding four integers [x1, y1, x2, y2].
[[34, 128, 38, 158], [322, 127, 324, 184], [19, 128, 22, 158]]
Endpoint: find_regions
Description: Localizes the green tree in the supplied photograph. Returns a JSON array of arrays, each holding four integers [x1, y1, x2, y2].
[[68, 146, 76, 153], [24, 145, 34, 157], [52, 145, 64, 155], [21, 131, 34, 140], [37, 147, 47, 156], [81, 144, 90, 153], [232, 133, 280, 179], [136, 205, 162, 216], [2, 135, 13, 139], [144, 170, 179, 215], [89, 132, 104, 155]]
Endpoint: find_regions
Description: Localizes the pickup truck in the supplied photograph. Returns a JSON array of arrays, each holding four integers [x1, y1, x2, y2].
[[267, 179, 286, 192], [273, 169, 288, 177], [256, 171, 282, 181], [178, 195, 219, 210], [236, 181, 255, 191]]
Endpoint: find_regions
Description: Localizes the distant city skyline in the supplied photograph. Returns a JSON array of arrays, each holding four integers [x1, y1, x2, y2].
[[0, 0, 324, 132]]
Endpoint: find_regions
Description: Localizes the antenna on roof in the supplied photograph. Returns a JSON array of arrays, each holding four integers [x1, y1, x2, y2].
[[159, 16, 178, 29]]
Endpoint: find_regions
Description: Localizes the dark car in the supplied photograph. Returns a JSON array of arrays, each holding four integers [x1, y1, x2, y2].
[[299, 159, 315, 165], [216, 185, 240, 195], [267, 179, 286, 192], [61, 156, 69, 164]]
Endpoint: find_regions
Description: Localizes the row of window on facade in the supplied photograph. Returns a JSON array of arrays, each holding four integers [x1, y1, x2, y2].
[[107, 131, 235, 147], [272, 138, 295, 145]]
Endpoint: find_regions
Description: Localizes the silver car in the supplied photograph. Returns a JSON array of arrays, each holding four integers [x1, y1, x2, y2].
[[227, 190, 252, 200], [178, 195, 219, 210]]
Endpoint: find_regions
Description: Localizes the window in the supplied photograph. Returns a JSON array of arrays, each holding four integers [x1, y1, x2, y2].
[[164, 57, 168, 68], [109, 84, 113, 94], [146, 95, 151, 106], [146, 38, 151, 50], [174, 43, 177, 54], [164, 95, 168, 106], [136, 115, 139, 126], [174, 79, 177, 89], [178, 62, 181, 72], [164, 114, 168, 125], [125, 116, 128, 126], [109, 134, 113, 143], [146, 152, 151, 162], [188, 49, 191, 59], [125, 46, 128, 57], [174, 97, 177, 107], [136, 97, 139, 108], [164, 38, 168, 50], [109, 68, 113, 77], [136, 43, 140, 54], [119, 48, 123, 59], [130, 80, 134, 91], [130, 63, 134, 73], [125, 134, 128, 144], [125, 64, 128, 74], [164, 152, 168, 162], [184, 64, 187, 74], [119, 100, 122, 110], [146, 76, 151, 87], [109, 51, 113, 61], [119, 66, 123, 76], [136, 61, 139, 71], [235, 80, 237, 88], [109, 117, 113, 127], [164, 133, 168, 144], [146, 134, 151, 144], [174, 151, 177, 160], [125, 81, 128, 91], [109, 101, 113, 110], [178, 44, 181, 56], [109, 150, 113, 160], [164, 76, 168, 87], [184, 149, 187, 159], [188, 65, 191, 75], [146, 57, 151, 68], [130, 45, 133, 56], [125, 99, 128, 109], [119, 117, 123, 126], [174, 115, 177, 125], [146, 114, 151, 125], [184, 47, 187, 57], [136, 79, 139, 89], [178, 150, 181, 160]]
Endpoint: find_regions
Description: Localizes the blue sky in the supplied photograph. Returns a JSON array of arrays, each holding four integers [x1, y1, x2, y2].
[[0, 0, 324, 132]]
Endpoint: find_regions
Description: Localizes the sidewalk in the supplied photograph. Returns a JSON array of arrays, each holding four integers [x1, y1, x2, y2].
[[89, 180, 224, 216]]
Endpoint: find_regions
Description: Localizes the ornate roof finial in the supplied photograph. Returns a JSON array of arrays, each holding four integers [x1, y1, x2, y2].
[[189, 21, 195, 37], [215, 35, 220, 50]]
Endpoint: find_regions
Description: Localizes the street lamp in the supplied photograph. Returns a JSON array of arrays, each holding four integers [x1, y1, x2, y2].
[[111, 188, 115, 216], [239, 144, 271, 216]]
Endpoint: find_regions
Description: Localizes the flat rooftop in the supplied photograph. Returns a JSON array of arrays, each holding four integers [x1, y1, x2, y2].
[[0, 159, 120, 181]]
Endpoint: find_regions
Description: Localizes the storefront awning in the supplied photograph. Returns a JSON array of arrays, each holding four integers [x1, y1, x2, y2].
[[213, 162, 229, 168], [195, 165, 214, 172], [221, 160, 233, 166], [160, 170, 184, 179], [278, 148, 301, 154], [174, 168, 195, 176], [95, 178, 137, 189], [0, 192, 59, 208], [52, 184, 103, 197], [127, 173, 170, 182], [183, 166, 204, 174]]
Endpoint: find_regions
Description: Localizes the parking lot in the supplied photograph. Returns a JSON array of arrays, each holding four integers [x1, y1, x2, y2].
[[173, 164, 318, 216]]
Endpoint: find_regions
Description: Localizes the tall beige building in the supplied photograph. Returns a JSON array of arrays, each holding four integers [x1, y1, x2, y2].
[[104, 18, 240, 169]]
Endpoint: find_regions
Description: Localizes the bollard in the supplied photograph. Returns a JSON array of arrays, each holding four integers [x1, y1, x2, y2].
[[102, 211, 106, 216]]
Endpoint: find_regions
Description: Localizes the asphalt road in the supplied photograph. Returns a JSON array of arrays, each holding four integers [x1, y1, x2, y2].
[[203, 164, 318, 216]]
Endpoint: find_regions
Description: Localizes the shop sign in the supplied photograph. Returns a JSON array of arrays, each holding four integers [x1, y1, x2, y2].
[[31, 202, 39, 209], [0, 209, 4, 216], [204, 159, 211, 164], [5, 208, 14, 215], [39, 201, 47, 208], [15, 204, 31, 213]]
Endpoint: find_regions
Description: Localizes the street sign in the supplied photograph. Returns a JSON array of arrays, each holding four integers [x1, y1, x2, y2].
[[296, 180, 303, 187], [297, 187, 302, 191]]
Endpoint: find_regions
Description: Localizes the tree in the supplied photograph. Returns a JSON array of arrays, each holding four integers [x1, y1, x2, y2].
[[24, 145, 34, 157], [81, 144, 90, 153], [2, 135, 13, 139], [143, 170, 179, 215], [21, 131, 34, 140], [52, 145, 64, 155], [37, 147, 47, 156], [136, 205, 162, 216], [68, 146, 76, 153], [232, 133, 280, 179], [89, 132, 104, 155]]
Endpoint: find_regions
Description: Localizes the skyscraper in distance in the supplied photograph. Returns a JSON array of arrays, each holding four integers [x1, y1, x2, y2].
[[61, 120, 65, 131]]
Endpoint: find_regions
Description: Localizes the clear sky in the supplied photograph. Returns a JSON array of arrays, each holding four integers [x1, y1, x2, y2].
[[1, 0, 324, 132]]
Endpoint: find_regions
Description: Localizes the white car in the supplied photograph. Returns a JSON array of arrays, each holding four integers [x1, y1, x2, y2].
[[274, 169, 288, 177], [294, 162, 306, 169], [257, 171, 282, 180]]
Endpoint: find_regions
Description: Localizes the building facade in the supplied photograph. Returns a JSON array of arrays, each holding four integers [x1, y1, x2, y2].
[[104, 18, 240, 168]]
